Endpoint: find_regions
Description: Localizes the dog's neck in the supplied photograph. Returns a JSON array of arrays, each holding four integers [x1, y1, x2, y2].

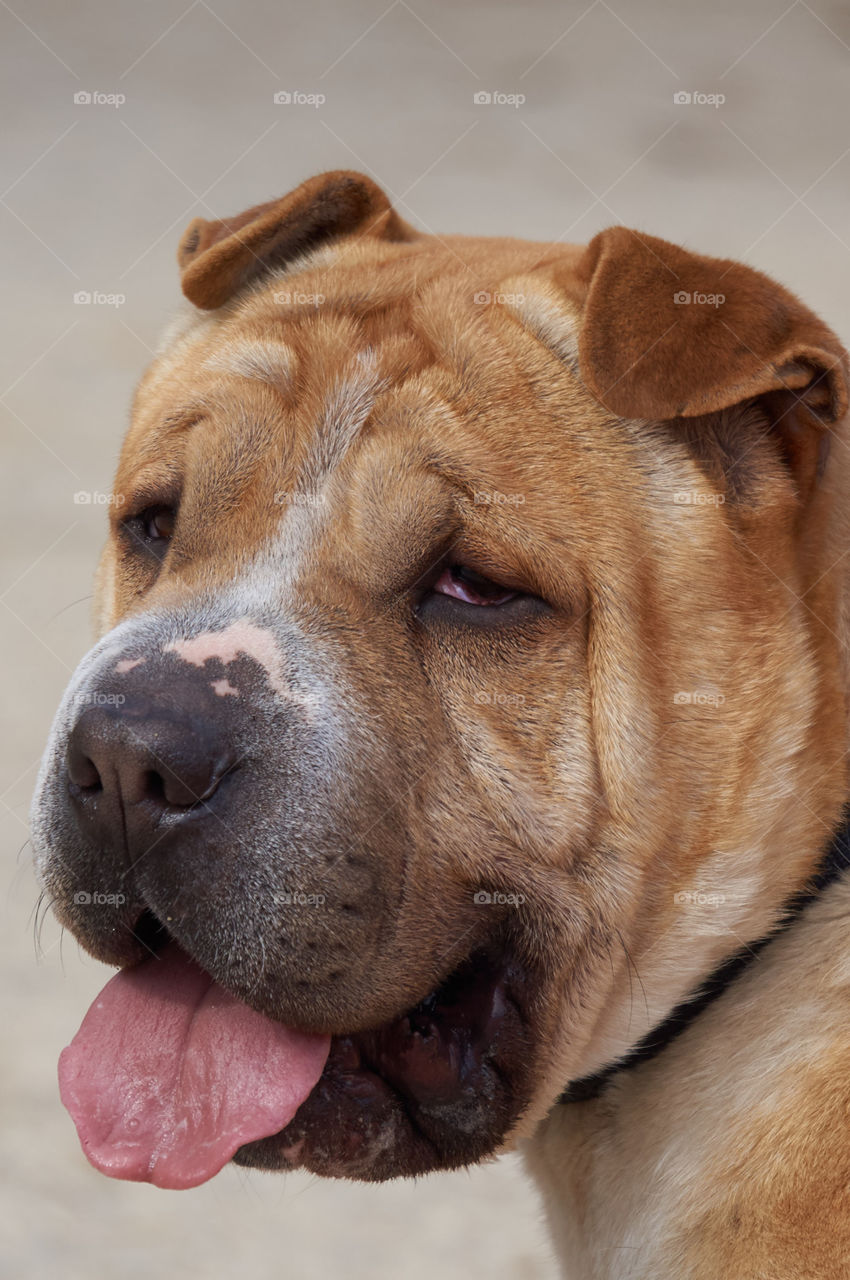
[[526, 815, 850, 1279], [558, 810, 850, 1106]]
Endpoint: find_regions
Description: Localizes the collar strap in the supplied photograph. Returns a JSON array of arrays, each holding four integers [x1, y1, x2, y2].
[[559, 813, 850, 1105]]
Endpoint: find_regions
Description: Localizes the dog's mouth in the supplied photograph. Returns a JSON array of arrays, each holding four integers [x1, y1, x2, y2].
[[236, 939, 534, 1182], [58, 914, 535, 1188]]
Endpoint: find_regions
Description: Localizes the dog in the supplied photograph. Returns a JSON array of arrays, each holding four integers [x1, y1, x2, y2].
[[31, 169, 850, 1278]]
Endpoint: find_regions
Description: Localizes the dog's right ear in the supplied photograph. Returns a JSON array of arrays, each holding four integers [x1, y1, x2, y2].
[[177, 170, 417, 310]]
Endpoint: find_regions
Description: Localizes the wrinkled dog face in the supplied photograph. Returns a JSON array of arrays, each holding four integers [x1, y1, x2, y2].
[[32, 171, 850, 1181]]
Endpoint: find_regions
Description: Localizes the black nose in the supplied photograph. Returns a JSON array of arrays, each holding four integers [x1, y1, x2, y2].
[[66, 695, 236, 844]]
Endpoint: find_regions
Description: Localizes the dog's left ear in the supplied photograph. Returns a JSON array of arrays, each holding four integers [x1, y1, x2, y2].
[[177, 170, 416, 309], [571, 226, 848, 491]]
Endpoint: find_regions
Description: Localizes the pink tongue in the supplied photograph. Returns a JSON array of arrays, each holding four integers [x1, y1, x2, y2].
[[58, 944, 330, 1190]]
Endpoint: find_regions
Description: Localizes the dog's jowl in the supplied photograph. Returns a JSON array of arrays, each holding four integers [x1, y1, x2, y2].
[[32, 170, 850, 1278]]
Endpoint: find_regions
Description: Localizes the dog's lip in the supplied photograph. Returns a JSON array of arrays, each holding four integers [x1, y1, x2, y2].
[[130, 907, 514, 1042], [127, 908, 533, 1179]]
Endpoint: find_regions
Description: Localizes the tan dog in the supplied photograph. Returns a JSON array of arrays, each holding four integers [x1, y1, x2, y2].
[[31, 170, 850, 1277]]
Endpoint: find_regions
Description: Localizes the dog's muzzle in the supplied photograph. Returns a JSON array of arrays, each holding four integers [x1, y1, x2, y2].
[[31, 609, 537, 1188], [30, 608, 404, 1009]]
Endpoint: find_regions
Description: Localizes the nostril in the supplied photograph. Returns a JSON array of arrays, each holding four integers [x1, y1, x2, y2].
[[66, 745, 102, 793], [146, 767, 205, 809], [141, 759, 234, 810], [143, 770, 168, 805]]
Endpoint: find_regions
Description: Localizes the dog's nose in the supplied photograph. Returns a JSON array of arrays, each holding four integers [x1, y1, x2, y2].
[[66, 696, 235, 839]]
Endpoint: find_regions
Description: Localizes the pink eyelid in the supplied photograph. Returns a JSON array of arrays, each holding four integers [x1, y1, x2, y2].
[[432, 567, 517, 606]]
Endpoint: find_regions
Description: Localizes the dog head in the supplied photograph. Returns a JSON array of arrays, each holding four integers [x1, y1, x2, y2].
[[32, 170, 850, 1183]]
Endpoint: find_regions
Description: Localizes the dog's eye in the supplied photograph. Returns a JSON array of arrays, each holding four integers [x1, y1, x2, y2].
[[122, 504, 177, 560], [418, 563, 546, 629], [141, 506, 175, 541], [433, 565, 517, 606]]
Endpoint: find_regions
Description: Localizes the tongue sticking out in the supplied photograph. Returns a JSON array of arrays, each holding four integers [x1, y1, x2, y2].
[[58, 943, 330, 1190]]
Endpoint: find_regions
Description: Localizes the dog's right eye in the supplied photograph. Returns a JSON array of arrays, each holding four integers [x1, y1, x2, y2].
[[142, 506, 175, 541], [122, 505, 177, 560]]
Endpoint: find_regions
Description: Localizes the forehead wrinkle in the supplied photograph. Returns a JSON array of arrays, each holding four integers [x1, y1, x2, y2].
[[158, 407, 209, 436], [203, 337, 294, 396], [152, 304, 219, 365], [253, 351, 388, 599], [117, 407, 210, 482], [501, 287, 580, 369], [263, 242, 340, 285], [300, 348, 385, 494]]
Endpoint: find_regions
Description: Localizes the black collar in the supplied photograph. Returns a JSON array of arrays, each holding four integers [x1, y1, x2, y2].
[[559, 812, 850, 1105]]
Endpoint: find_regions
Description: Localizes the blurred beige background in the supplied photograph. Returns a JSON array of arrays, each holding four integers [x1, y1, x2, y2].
[[2, 1, 849, 1276]]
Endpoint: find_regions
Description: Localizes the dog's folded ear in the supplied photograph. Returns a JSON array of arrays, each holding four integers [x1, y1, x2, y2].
[[177, 170, 416, 310], [570, 226, 848, 498], [574, 226, 848, 424]]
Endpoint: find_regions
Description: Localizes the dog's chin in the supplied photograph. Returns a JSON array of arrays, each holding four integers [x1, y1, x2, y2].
[[232, 950, 536, 1181]]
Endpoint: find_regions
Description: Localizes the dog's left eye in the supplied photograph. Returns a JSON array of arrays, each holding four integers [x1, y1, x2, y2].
[[417, 563, 545, 628], [432, 565, 518, 606], [121, 504, 177, 562]]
